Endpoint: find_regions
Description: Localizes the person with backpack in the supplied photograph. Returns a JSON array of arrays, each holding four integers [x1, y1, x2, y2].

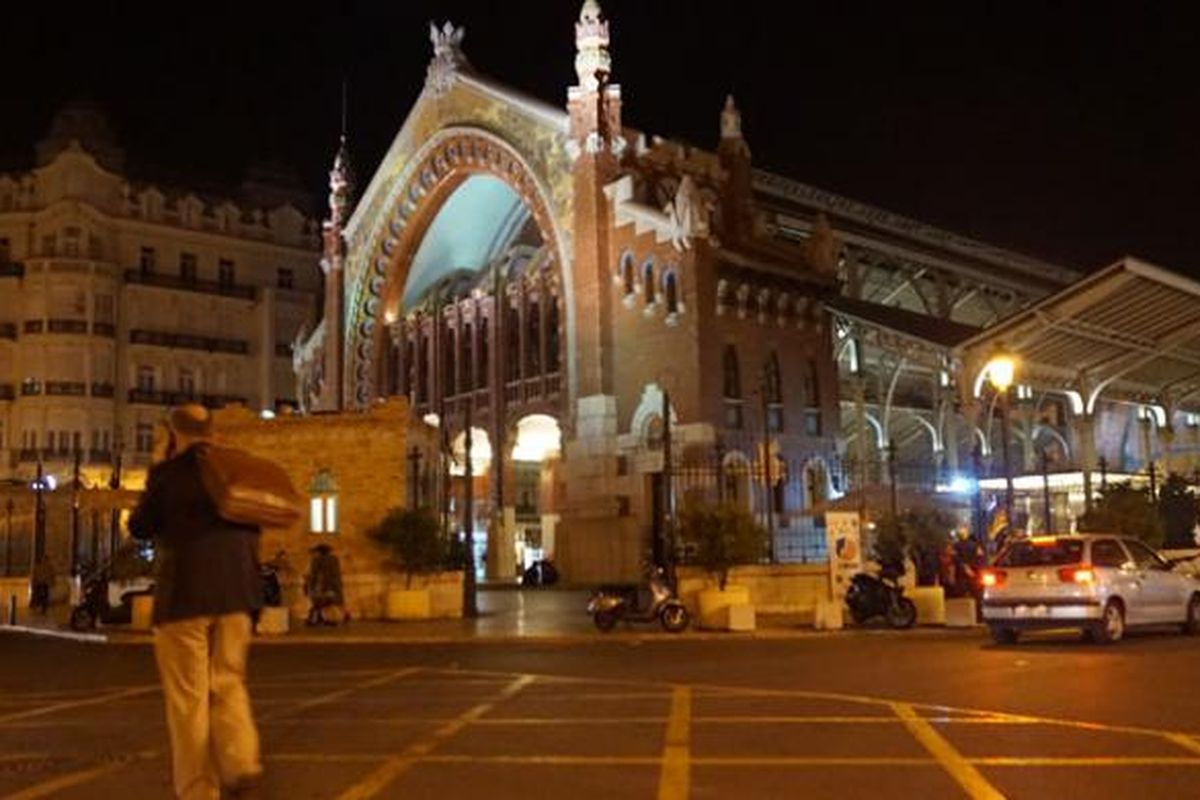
[[129, 405, 270, 800]]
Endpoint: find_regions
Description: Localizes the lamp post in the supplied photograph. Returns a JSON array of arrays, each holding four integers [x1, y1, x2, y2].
[[462, 400, 478, 618], [985, 350, 1017, 544], [70, 446, 82, 575], [32, 459, 47, 564], [109, 441, 123, 559]]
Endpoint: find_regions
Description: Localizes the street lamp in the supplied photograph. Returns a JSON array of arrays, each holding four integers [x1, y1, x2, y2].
[[985, 349, 1017, 547]]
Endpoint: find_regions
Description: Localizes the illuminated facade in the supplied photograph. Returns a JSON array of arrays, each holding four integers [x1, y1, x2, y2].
[[0, 103, 321, 488]]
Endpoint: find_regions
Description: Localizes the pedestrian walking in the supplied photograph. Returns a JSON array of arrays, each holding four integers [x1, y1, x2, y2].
[[129, 405, 265, 800], [304, 543, 347, 625]]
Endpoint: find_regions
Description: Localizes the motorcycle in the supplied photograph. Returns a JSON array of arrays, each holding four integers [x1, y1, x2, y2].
[[587, 566, 690, 633], [845, 571, 918, 629], [69, 560, 144, 631]]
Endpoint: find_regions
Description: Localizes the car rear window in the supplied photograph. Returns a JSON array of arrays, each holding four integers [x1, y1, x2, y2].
[[996, 538, 1085, 567]]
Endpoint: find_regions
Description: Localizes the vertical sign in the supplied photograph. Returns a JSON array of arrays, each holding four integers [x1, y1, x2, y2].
[[825, 511, 863, 601]]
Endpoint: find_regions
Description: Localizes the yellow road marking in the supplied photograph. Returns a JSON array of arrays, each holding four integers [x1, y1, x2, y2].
[[4, 750, 157, 800], [657, 686, 691, 800], [260, 667, 420, 721], [1164, 732, 1200, 756], [0, 685, 156, 725], [335, 674, 536, 800], [5, 668, 419, 799], [975, 756, 1200, 766], [891, 702, 1005, 800]]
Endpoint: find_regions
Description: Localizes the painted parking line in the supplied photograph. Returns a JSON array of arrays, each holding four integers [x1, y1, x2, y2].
[[2, 668, 422, 799], [891, 702, 1005, 800], [0, 684, 157, 725], [335, 674, 536, 800], [657, 686, 691, 800], [258, 667, 421, 721]]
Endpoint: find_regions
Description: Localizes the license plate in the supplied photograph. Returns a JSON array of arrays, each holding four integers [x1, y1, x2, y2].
[[1015, 604, 1048, 618]]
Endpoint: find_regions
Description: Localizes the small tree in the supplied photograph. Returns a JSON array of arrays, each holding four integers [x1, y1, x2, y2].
[[369, 507, 446, 589], [678, 502, 768, 590], [1078, 484, 1163, 548], [1158, 474, 1198, 549]]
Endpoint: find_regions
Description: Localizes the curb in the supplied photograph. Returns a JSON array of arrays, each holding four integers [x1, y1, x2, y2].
[[0, 624, 109, 644]]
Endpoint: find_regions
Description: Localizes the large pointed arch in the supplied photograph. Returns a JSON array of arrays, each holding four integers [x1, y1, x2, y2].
[[344, 126, 572, 408]]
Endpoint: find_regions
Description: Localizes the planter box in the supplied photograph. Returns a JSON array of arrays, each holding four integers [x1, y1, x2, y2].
[[130, 595, 155, 631], [697, 585, 752, 630], [385, 587, 431, 620], [908, 586, 946, 626], [256, 606, 289, 635], [945, 597, 978, 628]]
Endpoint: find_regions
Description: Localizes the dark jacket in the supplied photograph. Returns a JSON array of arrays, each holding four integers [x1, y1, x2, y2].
[[129, 444, 262, 624]]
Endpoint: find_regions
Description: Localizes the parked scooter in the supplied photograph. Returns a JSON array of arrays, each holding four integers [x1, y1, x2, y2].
[[845, 571, 918, 629], [69, 561, 138, 630], [587, 565, 690, 633]]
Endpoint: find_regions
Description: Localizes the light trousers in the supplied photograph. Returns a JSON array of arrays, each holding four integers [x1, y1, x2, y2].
[[153, 612, 262, 800]]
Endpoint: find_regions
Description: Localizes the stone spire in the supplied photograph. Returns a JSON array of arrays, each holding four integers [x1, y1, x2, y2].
[[721, 95, 742, 140], [574, 0, 612, 91], [327, 135, 353, 228]]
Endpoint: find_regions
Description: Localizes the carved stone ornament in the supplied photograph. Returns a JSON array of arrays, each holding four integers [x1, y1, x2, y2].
[[665, 174, 710, 251], [426, 21, 468, 97]]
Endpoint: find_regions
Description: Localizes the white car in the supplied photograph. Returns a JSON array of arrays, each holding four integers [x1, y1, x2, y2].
[[980, 534, 1200, 645]]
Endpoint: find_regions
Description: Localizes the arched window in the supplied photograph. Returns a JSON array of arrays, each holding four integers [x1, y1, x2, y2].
[[506, 304, 521, 382], [478, 319, 490, 390], [309, 470, 339, 534], [526, 298, 542, 376], [460, 321, 473, 392], [723, 345, 741, 399], [416, 330, 429, 404], [403, 338, 414, 397], [620, 253, 635, 297], [546, 295, 561, 374], [765, 351, 784, 432], [443, 323, 457, 397], [664, 271, 679, 316], [723, 345, 743, 429], [643, 260, 656, 305]]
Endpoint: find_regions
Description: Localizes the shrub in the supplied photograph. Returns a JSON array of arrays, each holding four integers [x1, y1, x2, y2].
[[677, 502, 768, 590], [369, 507, 446, 589], [870, 508, 957, 586], [1078, 484, 1163, 548]]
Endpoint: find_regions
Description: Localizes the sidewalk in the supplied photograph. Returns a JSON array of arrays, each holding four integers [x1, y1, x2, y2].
[[3, 588, 838, 645]]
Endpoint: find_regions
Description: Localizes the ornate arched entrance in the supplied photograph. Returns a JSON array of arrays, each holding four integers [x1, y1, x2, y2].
[[344, 127, 572, 409]]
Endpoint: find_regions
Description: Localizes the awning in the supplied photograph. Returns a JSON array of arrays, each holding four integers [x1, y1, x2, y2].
[[956, 257, 1200, 414]]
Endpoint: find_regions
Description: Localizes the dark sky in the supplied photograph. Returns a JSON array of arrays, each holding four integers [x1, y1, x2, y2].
[[5, 2, 1200, 274]]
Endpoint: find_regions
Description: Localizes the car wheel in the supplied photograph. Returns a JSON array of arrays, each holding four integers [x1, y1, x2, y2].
[[1089, 600, 1125, 645], [1182, 594, 1200, 635], [989, 625, 1018, 645]]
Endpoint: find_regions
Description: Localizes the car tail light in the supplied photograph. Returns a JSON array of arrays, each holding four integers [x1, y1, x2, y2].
[[1058, 565, 1095, 584], [980, 569, 1006, 588]]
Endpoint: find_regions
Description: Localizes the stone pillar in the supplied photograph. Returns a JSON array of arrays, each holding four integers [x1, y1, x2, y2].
[[1160, 424, 1179, 477], [941, 398, 960, 475], [853, 376, 868, 492]]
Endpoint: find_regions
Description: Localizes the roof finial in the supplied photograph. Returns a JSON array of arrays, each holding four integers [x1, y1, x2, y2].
[[575, 0, 611, 92], [721, 95, 742, 140]]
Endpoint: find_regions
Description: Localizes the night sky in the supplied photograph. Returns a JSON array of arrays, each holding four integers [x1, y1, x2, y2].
[[5, 2, 1199, 275]]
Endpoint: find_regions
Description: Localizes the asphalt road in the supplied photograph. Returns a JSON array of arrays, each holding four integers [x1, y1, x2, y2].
[[3, 626, 1200, 799]]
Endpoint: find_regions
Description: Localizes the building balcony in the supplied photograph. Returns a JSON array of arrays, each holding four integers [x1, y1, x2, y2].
[[21, 381, 41, 397], [46, 319, 89, 335], [92, 322, 116, 337], [129, 329, 250, 355], [124, 268, 257, 301], [127, 388, 247, 408], [23, 320, 43, 334], [0, 262, 24, 278], [0, 323, 16, 340], [91, 382, 114, 398], [45, 381, 87, 397]]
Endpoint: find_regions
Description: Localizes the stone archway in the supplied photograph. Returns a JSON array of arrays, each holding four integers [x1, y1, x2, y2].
[[345, 127, 573, 407]]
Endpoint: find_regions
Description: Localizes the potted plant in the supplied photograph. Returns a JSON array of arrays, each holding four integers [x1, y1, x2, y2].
[[678, 502, 767, 629], [369, 507, 446, 620]]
